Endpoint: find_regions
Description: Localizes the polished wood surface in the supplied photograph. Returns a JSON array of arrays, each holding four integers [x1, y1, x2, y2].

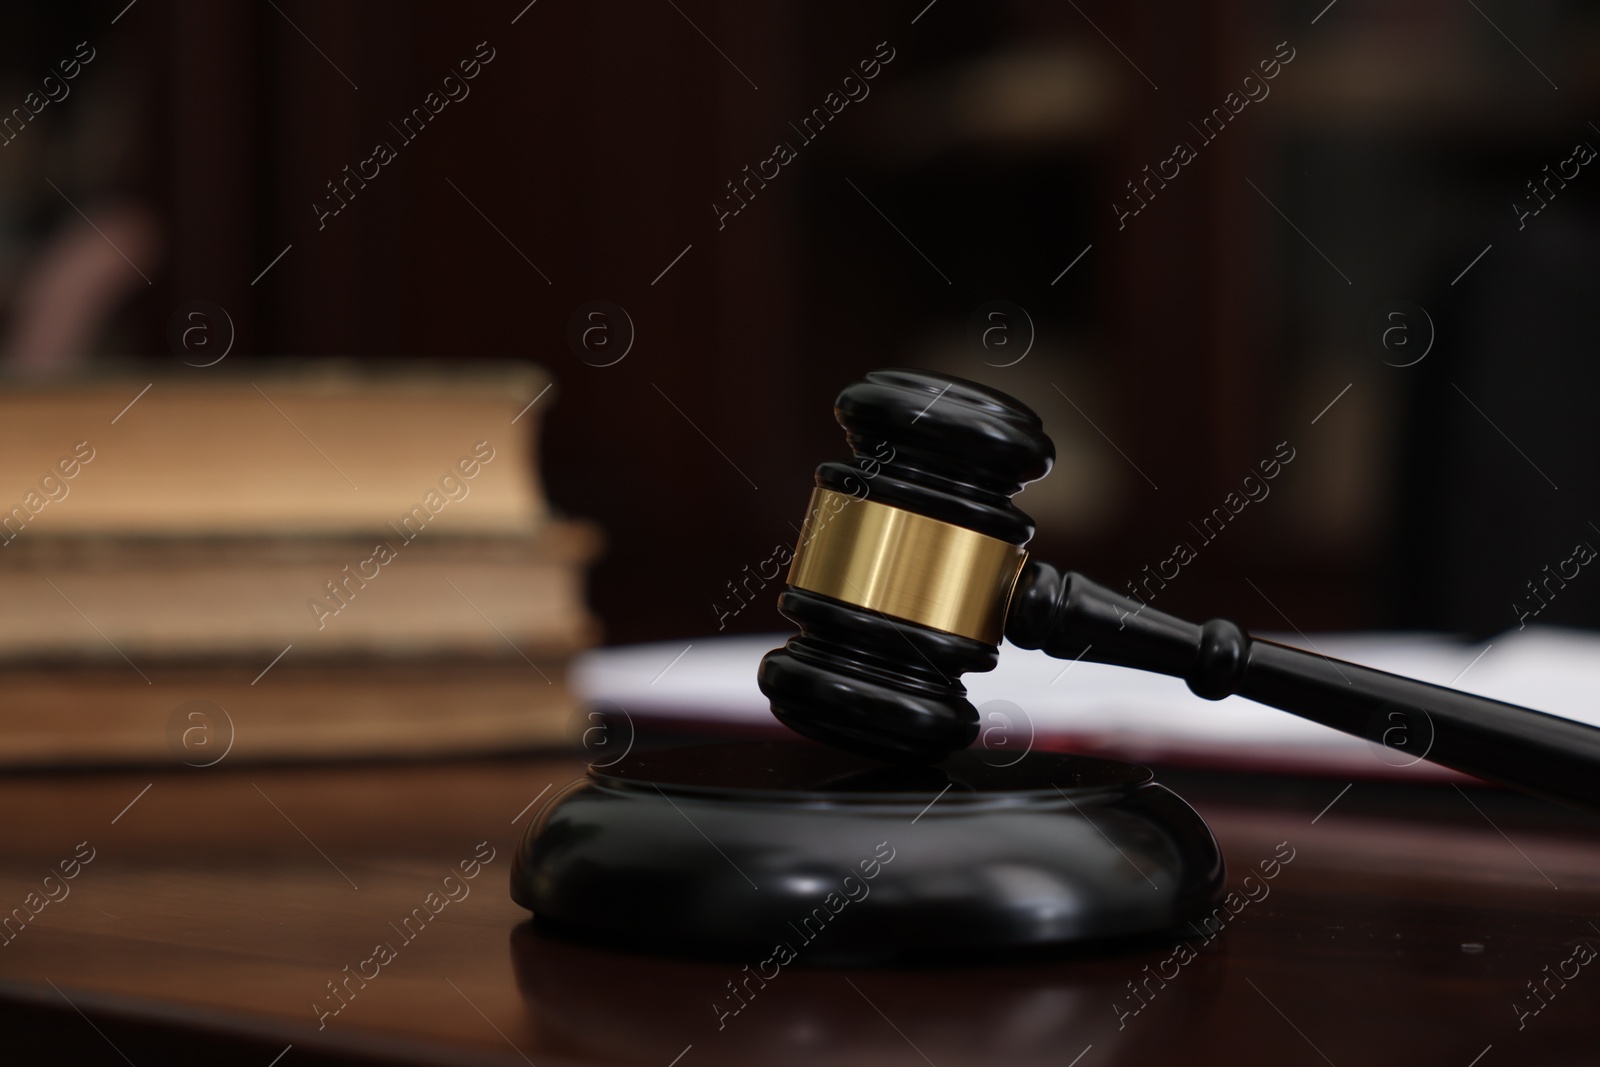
[[0, 752, 1596, 1065]]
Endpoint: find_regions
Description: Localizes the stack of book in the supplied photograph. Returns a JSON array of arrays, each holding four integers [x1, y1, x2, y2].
[[0, 365, 599, 766]]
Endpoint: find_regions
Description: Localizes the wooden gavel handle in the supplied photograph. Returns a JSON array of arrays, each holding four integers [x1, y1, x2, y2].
[[1005, 560, 1600, 814]]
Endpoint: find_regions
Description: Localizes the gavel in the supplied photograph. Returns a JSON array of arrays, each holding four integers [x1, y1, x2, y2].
[[759, 368, 1600, 813]]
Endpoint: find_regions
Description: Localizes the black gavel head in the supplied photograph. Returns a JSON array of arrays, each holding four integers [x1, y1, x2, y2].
[[757, 369, 1055, 764]]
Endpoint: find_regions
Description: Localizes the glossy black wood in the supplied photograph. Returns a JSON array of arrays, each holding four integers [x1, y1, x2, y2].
[[1008, 560, 1600, 814], [759, 369, 1054, 763], [512, 741, 1225, 962], [763, 369, 1600, 814], [761, 588, 994, 764], [819, 369, 1055, 540]]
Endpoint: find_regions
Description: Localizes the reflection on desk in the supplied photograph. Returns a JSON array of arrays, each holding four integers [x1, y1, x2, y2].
[[0, 754, 1596, 1065]]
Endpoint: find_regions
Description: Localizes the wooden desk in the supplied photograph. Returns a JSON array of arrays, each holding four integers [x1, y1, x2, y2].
[[0, 753, 1595, 1066]]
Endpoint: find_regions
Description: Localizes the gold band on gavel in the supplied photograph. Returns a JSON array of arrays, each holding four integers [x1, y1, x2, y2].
[[785, 488, 1027, 644]]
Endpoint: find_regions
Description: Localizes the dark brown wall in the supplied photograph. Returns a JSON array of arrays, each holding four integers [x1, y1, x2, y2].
[[39, 0, 1600, 642]]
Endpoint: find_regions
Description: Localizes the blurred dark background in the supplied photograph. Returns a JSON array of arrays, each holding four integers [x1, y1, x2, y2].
[[6, 0, 1600, 645]]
